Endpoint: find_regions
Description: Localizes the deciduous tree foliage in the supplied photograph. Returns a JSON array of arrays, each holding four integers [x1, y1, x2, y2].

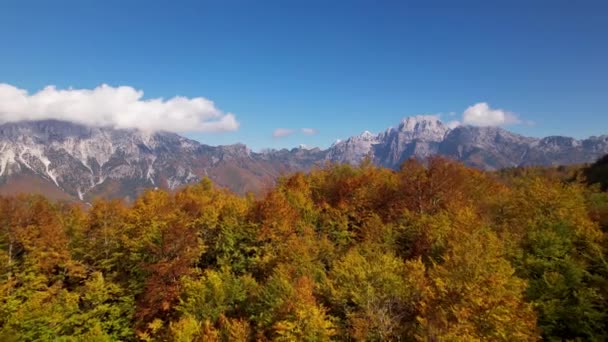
[[1, 156, 607, 341]]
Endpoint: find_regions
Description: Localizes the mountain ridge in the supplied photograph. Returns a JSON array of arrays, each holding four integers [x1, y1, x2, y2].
[[1, 117, 607, 201]]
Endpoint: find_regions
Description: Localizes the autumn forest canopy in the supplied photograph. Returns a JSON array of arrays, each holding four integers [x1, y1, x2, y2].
[[1, 156, 608, 341]]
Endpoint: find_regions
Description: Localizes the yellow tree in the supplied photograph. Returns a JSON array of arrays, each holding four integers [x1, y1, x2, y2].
[[125, 189, 204, 335], [253, 265, 336, 341], [416, 208, 539, 341], [327, 244, 426, 340]]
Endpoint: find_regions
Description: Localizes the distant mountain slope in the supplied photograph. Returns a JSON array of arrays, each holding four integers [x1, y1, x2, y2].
[[0, 120, 325, 201], [0, 118, 607, 201], [326, 116, 608, 170]]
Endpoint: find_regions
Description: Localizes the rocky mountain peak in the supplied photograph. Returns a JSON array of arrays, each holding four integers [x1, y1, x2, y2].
[[399, 115, 441, 128], [384, 115, 451, 142], [358, 130, 376, 140]]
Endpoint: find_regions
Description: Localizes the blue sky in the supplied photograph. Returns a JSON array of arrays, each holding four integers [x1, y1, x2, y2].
[[0, 0, 607, 150]]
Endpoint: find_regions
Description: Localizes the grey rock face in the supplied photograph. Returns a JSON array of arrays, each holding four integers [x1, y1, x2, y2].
[[326, 131, 380, 164], [437, 126, 536, 169], [0, 120, 202, 199], [375, 116, 449, 166], [327, 116, 451, 167]]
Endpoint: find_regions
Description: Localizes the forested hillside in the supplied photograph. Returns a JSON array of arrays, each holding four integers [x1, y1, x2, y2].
[[1, 157, 607, 341]]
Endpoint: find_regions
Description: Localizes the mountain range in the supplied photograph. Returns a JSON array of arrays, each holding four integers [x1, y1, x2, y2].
[[0, 117, 607, 201]]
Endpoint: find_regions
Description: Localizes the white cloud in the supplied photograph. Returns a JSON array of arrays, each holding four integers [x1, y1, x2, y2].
[[272, 128, 295, 138], [273, 127, 318, 138], [446, 120, 461, 129], [301, 128, 318, 135], [0, 83, 239, 133], [462, 102, 520, 127]]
